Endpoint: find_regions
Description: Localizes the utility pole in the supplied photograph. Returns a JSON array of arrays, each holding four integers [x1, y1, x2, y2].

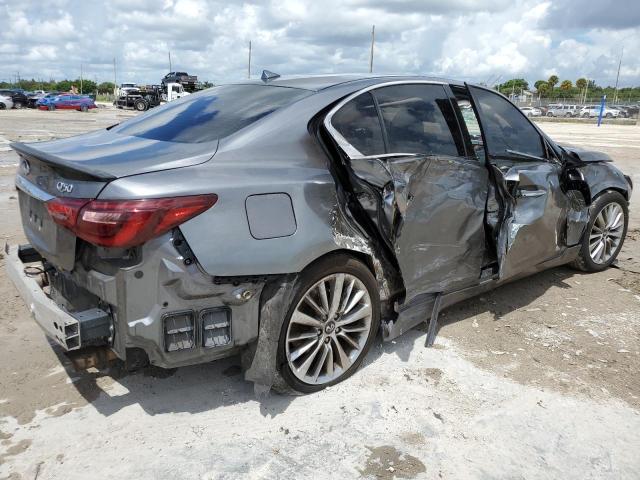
[[613, 47, 623, 104], [248, 41, 252, 79], [583, 79, 589, 104], [113, 57, 117, 96], [169, 51, 172, 72], [80, 63, 83, 94], [369, 25, 375, 73]]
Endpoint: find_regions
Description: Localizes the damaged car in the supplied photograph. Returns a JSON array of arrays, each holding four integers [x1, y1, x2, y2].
[[6, 74, 632, 393]]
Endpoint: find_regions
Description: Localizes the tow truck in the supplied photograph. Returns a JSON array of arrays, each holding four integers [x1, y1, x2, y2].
[[115, 82, 190, 111]]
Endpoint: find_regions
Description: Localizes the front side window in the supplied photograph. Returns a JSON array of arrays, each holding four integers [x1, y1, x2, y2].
[[331, 92, 385, 156], [112, 84, 311, 143], [372, 84, 463, 157], [470, 87, 544, 159]]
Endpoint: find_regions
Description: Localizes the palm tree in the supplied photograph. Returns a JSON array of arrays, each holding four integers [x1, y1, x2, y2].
[[537, 83, 549, 97], [534, 80, 548, 91], [547, 75, 559, 90], [576, 78, 587, 90], [560, 80, 573, 91]]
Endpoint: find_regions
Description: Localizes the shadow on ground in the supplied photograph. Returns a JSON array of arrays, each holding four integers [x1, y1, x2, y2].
[[56, 266, 579, 419]]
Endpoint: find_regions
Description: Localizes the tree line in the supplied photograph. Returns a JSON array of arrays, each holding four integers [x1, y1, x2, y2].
[[0, 78, 116, 94], [495, 76, 640, 102]]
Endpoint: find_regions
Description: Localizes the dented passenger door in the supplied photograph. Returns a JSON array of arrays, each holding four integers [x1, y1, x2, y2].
[[468, 86, 581, 280], [327, 83, 489, 304]]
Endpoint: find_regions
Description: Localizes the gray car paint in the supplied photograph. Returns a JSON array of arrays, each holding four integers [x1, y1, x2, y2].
[[7, 75, 633, 392]]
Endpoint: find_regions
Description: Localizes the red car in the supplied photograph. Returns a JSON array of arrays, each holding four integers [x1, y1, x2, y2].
[[37, 94, 97, 112]]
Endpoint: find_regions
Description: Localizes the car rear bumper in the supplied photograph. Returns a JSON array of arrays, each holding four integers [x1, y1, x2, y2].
[[5, 243, 83, 350], [5, 235, 267, 369]]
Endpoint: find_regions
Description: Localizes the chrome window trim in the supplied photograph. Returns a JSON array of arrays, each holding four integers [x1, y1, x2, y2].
[[323, 80, 448, 159]]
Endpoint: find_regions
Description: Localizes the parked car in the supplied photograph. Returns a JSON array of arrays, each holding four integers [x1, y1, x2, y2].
[[611, 105, 637, 118], [7, 75, 632, 393], [580, 105, 620, 118], [0, 89, 28, 109], [37, 94, 96, 112], [519, 106, 542, 117], [0, 94, 14, 110], [27, 91, 56, 108], [546, 104, 580, 117]]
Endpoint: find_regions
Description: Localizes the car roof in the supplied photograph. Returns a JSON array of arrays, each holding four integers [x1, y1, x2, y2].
[[229, 74, 467, 92]]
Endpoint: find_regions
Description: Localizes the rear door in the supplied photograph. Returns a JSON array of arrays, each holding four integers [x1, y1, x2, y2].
[[467, 86, 582, 279], [327, 83, 489, 303]]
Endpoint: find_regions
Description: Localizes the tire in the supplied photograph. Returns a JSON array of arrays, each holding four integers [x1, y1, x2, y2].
[[547, 112, 553, 117], [0, 103, 5, 110], [14, 101, 24, 109], [582, 113, 589, 118], [134, 100, 147, 111], [48, 104, 55, 111], [278, 254, 380, 394], [605, 113, 613, 118], [80, 105, 88, 112], [570, 191, 628, 272]]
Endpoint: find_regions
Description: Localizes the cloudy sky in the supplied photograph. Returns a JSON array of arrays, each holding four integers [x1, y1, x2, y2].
[[1, 0, 638, 87]]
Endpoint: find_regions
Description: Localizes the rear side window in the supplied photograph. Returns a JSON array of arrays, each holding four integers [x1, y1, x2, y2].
[[470, 87, 544, 159], [331, 92, 385, 156], [372, 84, 463, 157], [112, 84, 311, 143]]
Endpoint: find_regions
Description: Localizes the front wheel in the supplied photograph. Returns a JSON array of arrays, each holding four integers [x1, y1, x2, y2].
[[571, 191, 628, 272], [278, 254, 380, 393], [605, 113, 613, 118], [48, 104, 55, 111]]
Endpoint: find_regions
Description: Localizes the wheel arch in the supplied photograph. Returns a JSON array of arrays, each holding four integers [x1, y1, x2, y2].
[[300, 248, 377, 278]]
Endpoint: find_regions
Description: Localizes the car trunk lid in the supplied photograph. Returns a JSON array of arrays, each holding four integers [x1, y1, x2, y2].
[[11, 129, 218, 181], [12, 132, 217, 271]]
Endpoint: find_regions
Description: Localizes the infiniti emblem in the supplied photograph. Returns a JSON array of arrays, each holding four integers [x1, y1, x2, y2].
[[20, 158, 30, 175], [56, 181, 74, 193]]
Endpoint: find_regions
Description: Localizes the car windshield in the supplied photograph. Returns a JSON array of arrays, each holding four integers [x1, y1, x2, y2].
[[112, 84, 312, 143]]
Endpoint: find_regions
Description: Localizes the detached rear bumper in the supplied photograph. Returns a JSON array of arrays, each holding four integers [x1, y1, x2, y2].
[[4, 243, 111, 351]]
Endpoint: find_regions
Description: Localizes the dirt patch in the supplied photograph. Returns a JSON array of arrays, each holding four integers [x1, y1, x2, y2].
[[359, 445, 427, 479], [439, 238, 640, 409], [398, 432, 426, 446], [0, 440, 31, 465]]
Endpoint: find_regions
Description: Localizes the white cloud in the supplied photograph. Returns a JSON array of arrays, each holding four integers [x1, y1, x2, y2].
[[0, 0, 638, 87]]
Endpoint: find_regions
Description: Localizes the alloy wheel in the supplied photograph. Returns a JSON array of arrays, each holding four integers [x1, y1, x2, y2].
[[589, 202, 624, 264], [285, 273, 373, 385]]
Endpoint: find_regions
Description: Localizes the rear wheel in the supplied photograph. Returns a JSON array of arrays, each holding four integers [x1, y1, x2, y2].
[[80, 104, 88, 112], [547, 112, 553, 117], [134, 99, 147, 111], [14, 101, 24, 109], [48, 104, 55, 111], [278, 254, 380, 393], [605, 113, 613, 118], [571, 191, 628, 272], [0, 103, 5, 110]]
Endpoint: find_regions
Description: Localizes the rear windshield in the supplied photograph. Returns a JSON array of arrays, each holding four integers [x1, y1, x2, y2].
[[112, 84, 312, 143]]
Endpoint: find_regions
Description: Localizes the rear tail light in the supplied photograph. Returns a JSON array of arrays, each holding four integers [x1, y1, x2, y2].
[[46, 194, 217, 248]]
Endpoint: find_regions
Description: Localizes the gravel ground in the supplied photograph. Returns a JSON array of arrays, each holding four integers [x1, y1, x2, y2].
[[0, 109, 639, 479]]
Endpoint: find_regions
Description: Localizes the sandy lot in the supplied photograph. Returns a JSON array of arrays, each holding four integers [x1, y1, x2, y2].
[[1, 109, 639, 479]]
